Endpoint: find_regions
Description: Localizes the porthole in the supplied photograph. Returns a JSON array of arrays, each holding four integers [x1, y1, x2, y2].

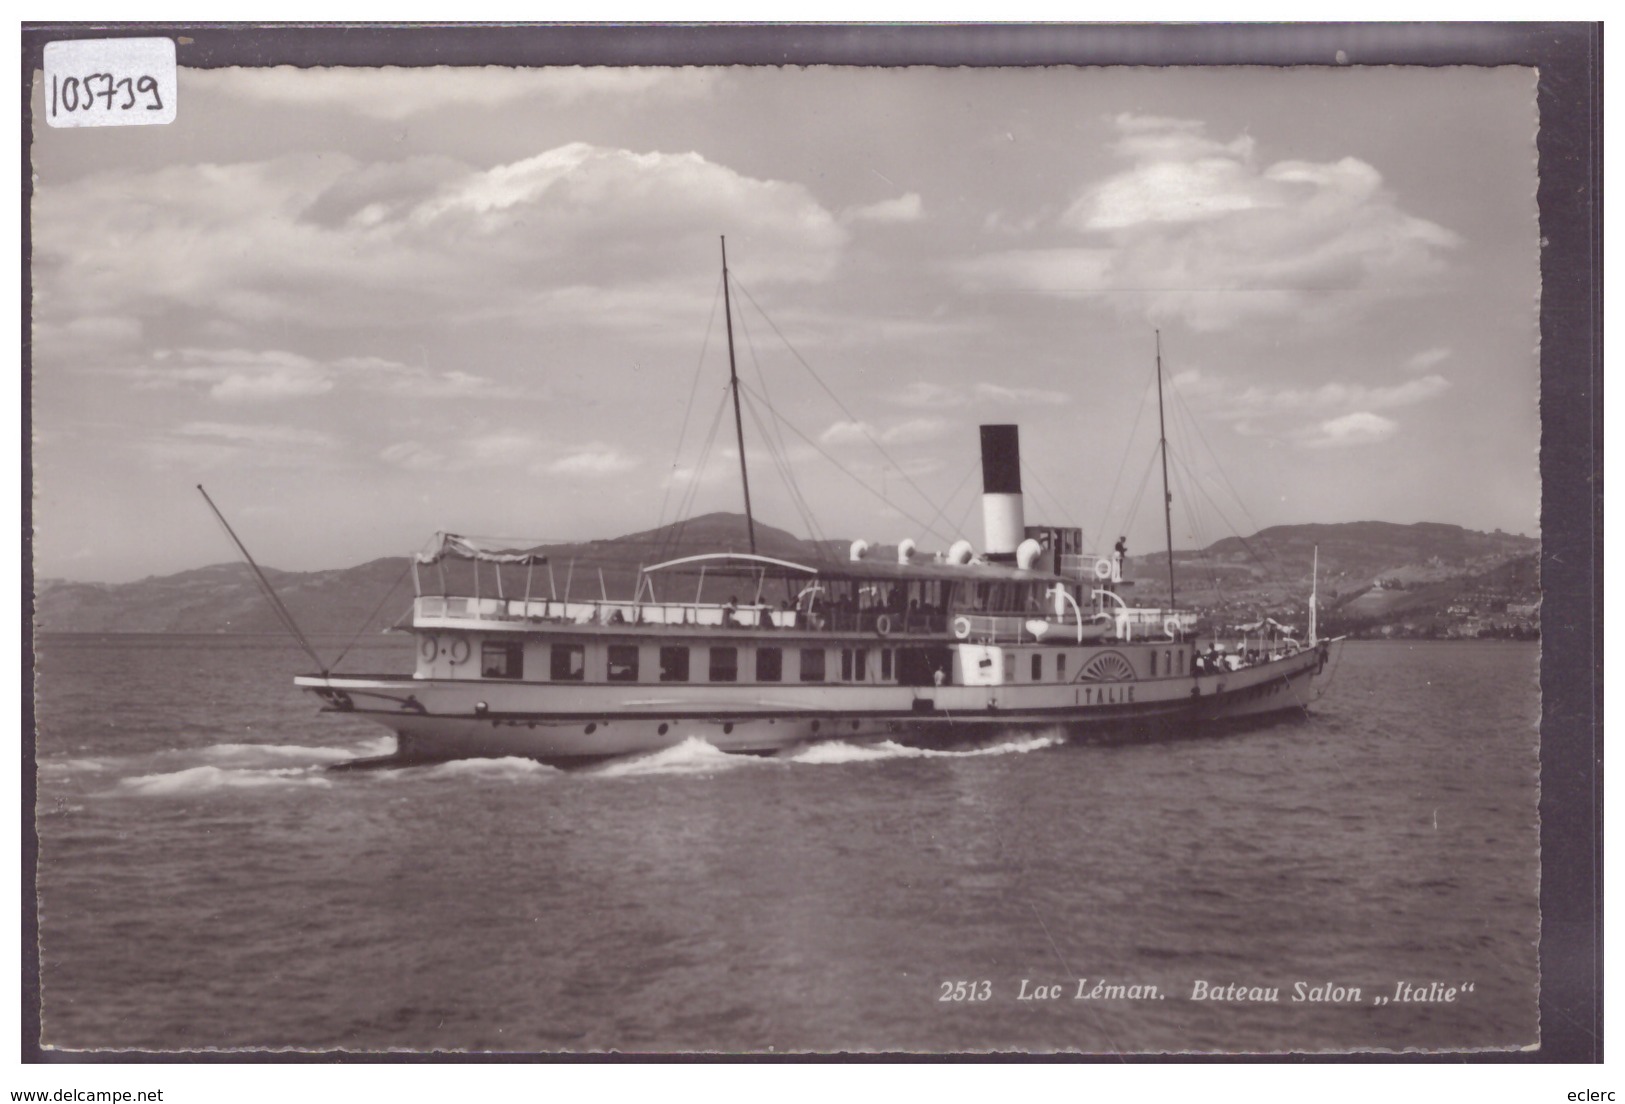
[[723, 723, 734, 734], [585, 723, 597, 735], [658, 723, 669, 735]]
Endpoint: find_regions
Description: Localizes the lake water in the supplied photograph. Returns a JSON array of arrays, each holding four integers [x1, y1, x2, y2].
[[31, 635, 1540, 1054]]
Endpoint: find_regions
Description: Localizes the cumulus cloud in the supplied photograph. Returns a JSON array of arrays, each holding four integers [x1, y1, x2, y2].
[[545, 447, 639, 476], [126, 348, 333, 402], [115, 348, 512, 403], [962, 113, 1460, 331], [377, 433, 636, 477], [189, 66, 711, 121], [844, 192, 925, 224], [335, 356, 511, 399], [32, 143, 848, 342], [1295, 411, 1399, 448], [1168, 365, 1450, 449], [1171, 369, 1452, 420]]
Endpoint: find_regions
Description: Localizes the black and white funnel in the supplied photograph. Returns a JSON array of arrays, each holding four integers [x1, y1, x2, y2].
[[979, 424, 1025, 561]]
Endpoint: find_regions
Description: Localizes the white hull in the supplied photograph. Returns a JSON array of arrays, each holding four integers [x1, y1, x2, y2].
[[298, 644, 1328, 763]]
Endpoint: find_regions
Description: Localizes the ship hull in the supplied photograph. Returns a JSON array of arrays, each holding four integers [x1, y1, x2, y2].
[[297, 645, 1328, 764]]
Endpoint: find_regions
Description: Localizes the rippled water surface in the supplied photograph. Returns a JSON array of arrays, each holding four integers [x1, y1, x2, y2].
[[32, 635, 1540, 1053]]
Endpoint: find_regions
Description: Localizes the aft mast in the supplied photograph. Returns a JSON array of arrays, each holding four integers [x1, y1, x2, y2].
[[1310, 544, 1320, 646], [1155, 330, 1177, 611], [720, 236, 758, 555]]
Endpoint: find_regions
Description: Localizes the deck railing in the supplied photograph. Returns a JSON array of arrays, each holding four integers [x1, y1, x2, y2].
[[412, 595, 967, 636]]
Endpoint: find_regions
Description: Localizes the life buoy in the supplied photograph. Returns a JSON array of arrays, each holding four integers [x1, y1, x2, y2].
[[447, 636, 471, 665], [419, 635, 438, 662], [1164, 618, 1181, 640], [875, 614, 893, 637], [1094, 558, 1114, 580], [952, 615, 972, 640]]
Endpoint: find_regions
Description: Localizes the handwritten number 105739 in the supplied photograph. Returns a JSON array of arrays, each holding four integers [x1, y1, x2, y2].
[[50, 73, 163, 117]]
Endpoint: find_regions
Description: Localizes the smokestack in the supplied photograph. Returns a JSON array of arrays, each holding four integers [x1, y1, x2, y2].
[[979, 424, 1025, 561]]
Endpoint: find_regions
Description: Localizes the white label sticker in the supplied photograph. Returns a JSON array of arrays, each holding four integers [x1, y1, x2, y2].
[[43, 38, 176, 128]]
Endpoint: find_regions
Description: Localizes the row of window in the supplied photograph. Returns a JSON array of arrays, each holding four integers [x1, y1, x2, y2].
[[479, 640, 1184, 684], [492, 643, 895, 683]]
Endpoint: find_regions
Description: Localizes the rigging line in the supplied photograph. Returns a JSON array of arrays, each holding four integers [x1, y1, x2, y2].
[[730, 276, 949, 527], [1168, 448, 1282, 583], [736, 307, 828, 549], [329, 558, 415, 671], [196, 485, 327, 673], [895, 455, 978, 549], [909, 456, 979, 545], [1164, 399, 1226, 577], [1167, 377, 1275, 562], [736, 379, 951, 543], [740, 390, 828, 554], [1167, 391, 1289, 584], [1167, 444, 1206, 552], [1117, 446, 1162, 544], [663, 384, 734, 563], [656, 272, 725, 534], [1159, 394, 1223, 590], [735, 297, 802, 495], [945, 457, 982, 529], [1021, 459, 1094, 551], [670, 386, 732, 551], [1097, 367, 1160, 539], [1019, 459, 1069, 523], [952, 486, 981, 548], [1167, 458, 1221, 595]]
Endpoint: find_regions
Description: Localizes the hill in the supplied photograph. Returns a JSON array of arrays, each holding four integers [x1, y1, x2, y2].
[[34, 515, 1539, 637], [33, 513, 833, 636]]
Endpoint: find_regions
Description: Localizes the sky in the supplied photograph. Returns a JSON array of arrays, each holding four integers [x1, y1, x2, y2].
[[29, 63, 1542, 583]]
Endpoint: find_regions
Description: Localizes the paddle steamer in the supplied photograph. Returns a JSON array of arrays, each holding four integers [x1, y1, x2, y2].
[[293, 244, 1333, 762]]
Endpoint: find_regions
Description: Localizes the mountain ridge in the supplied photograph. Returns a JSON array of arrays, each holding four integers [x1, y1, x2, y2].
[[34, 514, 1538, 636]]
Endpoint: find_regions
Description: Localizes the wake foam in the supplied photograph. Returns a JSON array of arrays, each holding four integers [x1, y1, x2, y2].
[[117, 765, 333, 796], [200, 743, 365, 765], [590, 736, 754, 778], [392, 757, 561, 781], [783, 732, 1063, 765]]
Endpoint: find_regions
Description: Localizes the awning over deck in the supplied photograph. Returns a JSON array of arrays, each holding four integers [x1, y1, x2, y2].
[[415, 532, 549, 566], [640, 551, 1068, 585]]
